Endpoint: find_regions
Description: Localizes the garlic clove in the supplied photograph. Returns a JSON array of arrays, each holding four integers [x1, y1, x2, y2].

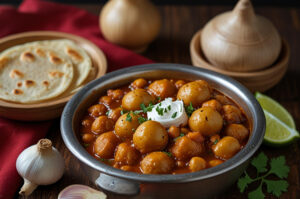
[[58, 184, 107, 199], [100, 0, 161, 53], [16, 139, 65, 196], [200, 0, 281, 72]]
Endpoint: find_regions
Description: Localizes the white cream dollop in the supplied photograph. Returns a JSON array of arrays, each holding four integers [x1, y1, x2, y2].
[[147, 98, 188, 128]]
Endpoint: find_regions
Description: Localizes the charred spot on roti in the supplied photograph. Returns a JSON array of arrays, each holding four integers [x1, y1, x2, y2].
[[25, 80, 35, 87], [49, 71, 64, 78], [0, 57, 9, 69], [20, 52, 35, 62], [49, 52, 63, 65], [10, 69, 24, 79], [66, 47, 83, 61], [17, 82, 22, 87], [35, 48, 46, 57], [43, 80, 49, 86], [12, 89, 23, 95]]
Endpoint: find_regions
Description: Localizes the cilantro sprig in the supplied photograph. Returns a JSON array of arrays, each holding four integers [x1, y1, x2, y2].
[[185, 102, 194, 116], [140, 102, 154, 113], [237, 152, 290, 199]]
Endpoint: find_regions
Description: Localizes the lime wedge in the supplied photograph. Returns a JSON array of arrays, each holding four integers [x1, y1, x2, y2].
[[255, 92, 296, 129], [263, 110, 299, 146]]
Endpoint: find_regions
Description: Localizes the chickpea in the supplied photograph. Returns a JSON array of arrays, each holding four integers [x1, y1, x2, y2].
[[170, 136, 202, 161], [222, 105, 243, 124], [91, 116, 114, 134], [186, 132, 204, 143], [108, 107, 122, 122], [189, 107, 223, 136], [99, 96, 113, 106], [122, 89, 155, 111], [133, 121, 168, 154], [94, 131, 119, 159], [88, 104, 107, 117], [177, 80, 211, 107], [208, 159, 224, 167], [224, 124, 249, 143], [141, 152, 174, 174], [115, 112, 140, 139], [202, 99, 222, 112], [115, 142, 140, 166], [168, 126, 180, 138], [180, 127, 189, 134], [82, 133, 94, 143], [120, 165, 135, 172], [107, 89, 124, 100], [131, 78, 148, 89], [81, 118, 92, 127], [212, 136, 241, 160], [175, 80, 185, 89], [189, 157, 206, 172], [148, 79, 177, 99]]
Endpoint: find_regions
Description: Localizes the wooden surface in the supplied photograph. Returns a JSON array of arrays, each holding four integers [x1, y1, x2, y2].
[[15, 3, 300, 199]]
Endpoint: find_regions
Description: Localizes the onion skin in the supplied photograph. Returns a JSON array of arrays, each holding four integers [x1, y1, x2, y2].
[[58, 184, 107, 199], [100, 0, 161, 52]]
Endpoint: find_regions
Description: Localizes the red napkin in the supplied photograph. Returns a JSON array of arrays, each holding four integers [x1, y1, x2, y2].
[[0, 0, 153, 198]]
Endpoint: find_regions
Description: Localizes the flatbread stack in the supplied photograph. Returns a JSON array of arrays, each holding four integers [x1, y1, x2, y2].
[[0, 39, 93, 103]]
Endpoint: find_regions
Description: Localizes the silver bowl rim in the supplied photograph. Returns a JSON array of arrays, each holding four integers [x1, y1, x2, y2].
[[61, 63, 265, 183]]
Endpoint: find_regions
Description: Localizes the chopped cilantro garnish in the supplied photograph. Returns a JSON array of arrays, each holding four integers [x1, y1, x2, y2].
[[164, 108, 168, 113], [156, 106, 164, 116], [237, 152, 290, 199], [185, 102, 194, 116], [171, 112, 177, 118], [83, 143, 90, 147], [140, 103, 147, 112], [173, 133, 185, 141], [213, 139, 219, 145], [168, 105, 171, 111], [126, 112, 132, 121], [138, 116, 147, 124], [163, 151, 173, 157], [157, 96, 161, 101], [105, 111, 110, 116], [140, 102, 154, 113]]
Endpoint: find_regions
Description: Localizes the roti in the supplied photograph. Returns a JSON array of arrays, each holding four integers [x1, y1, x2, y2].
[[25, 39, 92, 91], [0, 45, 74, 103]]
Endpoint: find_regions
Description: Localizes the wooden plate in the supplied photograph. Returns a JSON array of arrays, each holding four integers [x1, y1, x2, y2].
[[0, 31, 107, 121], [190, 30, 290, 92]]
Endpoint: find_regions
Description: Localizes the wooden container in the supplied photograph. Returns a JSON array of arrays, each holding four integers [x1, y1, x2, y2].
[[190, 30, 290, 92], [0, 31, 107, 121]]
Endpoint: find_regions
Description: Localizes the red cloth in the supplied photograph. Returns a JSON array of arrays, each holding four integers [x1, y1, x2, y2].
[[0, 0, 153, 198]]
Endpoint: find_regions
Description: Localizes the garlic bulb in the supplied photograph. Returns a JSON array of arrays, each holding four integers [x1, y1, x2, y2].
[[58, 184, 107, 199], [201, 0, 281, 72], [16, 139, 65, 196], [100, 0, 161, 53]]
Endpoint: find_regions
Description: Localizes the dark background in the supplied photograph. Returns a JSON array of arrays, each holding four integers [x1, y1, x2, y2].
[[1, 0, 300, 6]]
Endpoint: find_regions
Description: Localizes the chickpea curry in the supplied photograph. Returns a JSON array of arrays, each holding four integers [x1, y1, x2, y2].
[[80, 78, 250, 174]]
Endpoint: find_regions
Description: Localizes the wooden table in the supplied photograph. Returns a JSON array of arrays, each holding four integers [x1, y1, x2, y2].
[[15, 3, 300, 199]]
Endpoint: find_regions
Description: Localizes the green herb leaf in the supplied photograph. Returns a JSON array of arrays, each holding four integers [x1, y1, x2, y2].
[[171, 112, 177, 118], [156, 106, 164, 116], [264, 179, 289, 197], [173, 133, 185, 141], [105, 111, 110, 116], [185, 102, 194, 116], [168, 105, 171, 111], [83, 143, 90, 147], [237, 173, 253, 193], [237, 152, 290, 199], [251, 152, 268, 174], [248, 184, 264, 199], [140, 103, 147, 113], [138, 116, 147, 124], [269, 156, 290, 178], [213, 139, 219, 145], [163, 151, 172, 157], [126, 112, 132, 121], [157, 96, 161, 101]]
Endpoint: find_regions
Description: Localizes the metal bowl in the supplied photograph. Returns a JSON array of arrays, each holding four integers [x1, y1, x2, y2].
[[61, 63, 265, 199]]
